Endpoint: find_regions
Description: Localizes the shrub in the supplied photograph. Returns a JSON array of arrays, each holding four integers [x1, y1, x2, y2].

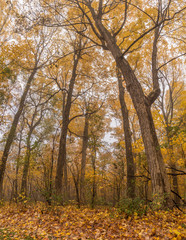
[[117, 197, 147, 217]]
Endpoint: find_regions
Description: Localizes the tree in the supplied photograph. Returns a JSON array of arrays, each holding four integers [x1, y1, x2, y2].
[[20, 89, 49, 196], [80, 108, 89, 203], [0, 0, 12, 47], [65, 0, 185, 207], [154, 60, 185, 205], [0, 26, 55, 197], [116, 66, 135, 199], [55, 35, 87, 196], [0, 0, 185, 208], [0, 1, 16, 127]]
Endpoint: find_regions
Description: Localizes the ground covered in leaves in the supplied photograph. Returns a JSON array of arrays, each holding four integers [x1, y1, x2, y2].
[[0, 203, 185, 239]]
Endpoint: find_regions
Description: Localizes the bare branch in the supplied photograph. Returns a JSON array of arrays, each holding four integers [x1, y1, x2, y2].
[[113, 0, 129, 37], [158, 53, 186, 70], [121, 6, 186, 57]]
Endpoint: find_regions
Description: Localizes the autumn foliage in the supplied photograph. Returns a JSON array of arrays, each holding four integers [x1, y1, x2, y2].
[[0, 0, 185, 239]]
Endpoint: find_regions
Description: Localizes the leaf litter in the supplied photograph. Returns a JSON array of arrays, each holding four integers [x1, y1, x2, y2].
[[0, 203, 185, 239]]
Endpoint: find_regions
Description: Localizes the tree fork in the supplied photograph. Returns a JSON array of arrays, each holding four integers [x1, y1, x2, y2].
[[86, 8, 173, 207], [55, 51, 81, 196]]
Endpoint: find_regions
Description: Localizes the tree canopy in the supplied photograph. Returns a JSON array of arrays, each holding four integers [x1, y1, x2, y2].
[[0, 0, 185, 211]]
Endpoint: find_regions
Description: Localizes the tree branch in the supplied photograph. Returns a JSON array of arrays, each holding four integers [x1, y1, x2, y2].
[[158, 53, 186, 70]]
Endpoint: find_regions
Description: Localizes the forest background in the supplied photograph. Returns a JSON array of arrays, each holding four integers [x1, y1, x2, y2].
[[0, 0, 185, 212]]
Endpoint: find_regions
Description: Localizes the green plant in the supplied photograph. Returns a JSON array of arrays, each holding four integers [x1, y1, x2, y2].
[[52, 193, 64, 206], [117, 197, 147, 217], [150, 193, 167, 211]]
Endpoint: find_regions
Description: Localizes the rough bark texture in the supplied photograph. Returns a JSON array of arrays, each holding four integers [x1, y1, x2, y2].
[[86, 6, 172, 207], [116, 67, 135, 199], [55, 55, 80, 195], [0, 69, 37, 198]]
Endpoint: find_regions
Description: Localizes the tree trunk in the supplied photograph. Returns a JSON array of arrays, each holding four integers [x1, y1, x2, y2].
[[90, 16, 172, 207], [116, 67, 135, 199], [47, 131, 57, 205], [80, 114, 89, 203], [21, 129, 33, 196], [55, 55, 80, 195], [14, 122, 24, 201], [0, 69, 37, 198], [170, 163, 180, 205], [21, 103, 43, 197], [166, 127, 180, 205], [21, 149, 31, 196], [73, 174, 80, 208], [63, 160, 68, 201], [91, 150, 96, 209]]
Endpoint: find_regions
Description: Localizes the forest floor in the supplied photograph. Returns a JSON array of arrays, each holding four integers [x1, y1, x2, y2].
[[0, 203, 185, 240]]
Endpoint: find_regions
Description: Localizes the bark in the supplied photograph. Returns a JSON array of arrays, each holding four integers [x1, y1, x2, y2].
[[46, 131, 57, 205], [63, 160, 68, 200], [71, 170, 80, 208], [158, 66, 181, 205], [55, 54, 80, 195], [166, 127, 180, 205], [21, 143, 31, 196], [160, 71, 180, 205], [86, 6, 172, 207], [21, 103, 44, 196], [62, 87, 68, 200], [0, 69, 37, 198], [91, 149, 96, 209], [20, 129, 34, 194], [80, 114, 89, 203], [14, 120, 24, 201], [170, 163, 180, 205], [116, 67, 135, 199]]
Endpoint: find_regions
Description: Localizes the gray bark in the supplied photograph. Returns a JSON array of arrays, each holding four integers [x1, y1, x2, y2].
[[55, 53, 80, 195], [82, 3, 172, 207], [116, 67, 135, 199]]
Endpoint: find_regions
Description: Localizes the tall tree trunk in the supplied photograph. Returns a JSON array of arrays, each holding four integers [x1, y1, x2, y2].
[[170, 163, 180, 205], [47, 130, 57, 205], [21, 103, 44, 197], [62, 85, 68, 200], [55, 54, 80, 195], [71, 170, 80, 208], [80, 114, 89, 203], [0, 69, 37, 198], [116, 67, 135, 199], [63, 160, 68, 200], [88, 13, 172, 207], [21, 147, 31, 196], [14, 121, 24, 201], [91, 149, 96, 209], [166, 127, 180, 205]]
